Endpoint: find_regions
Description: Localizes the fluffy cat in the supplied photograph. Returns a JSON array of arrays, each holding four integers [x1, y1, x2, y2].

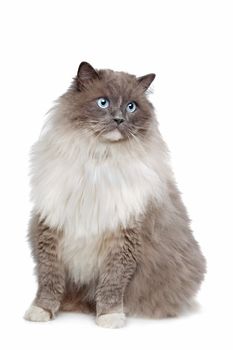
[[24, 62, 206, 328]]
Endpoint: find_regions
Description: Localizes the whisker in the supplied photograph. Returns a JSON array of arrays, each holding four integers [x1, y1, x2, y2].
[[127, 130, 147, 156]]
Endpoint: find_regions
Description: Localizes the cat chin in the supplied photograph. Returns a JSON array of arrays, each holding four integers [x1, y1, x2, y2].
[[101, 129, 124, 142]]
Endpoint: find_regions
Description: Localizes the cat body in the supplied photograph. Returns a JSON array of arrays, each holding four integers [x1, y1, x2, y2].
[[25, 62, 206, 327]]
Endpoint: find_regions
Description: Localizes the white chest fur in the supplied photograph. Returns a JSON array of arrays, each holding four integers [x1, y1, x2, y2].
[[31, 128, 167, 240]]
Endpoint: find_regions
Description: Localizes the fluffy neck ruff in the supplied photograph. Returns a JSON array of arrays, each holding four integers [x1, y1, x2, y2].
[[30, 109, 171, 238]]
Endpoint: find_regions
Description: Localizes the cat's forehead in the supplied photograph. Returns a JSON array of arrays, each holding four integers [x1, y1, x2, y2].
[[99, 69, 137, 87], [98, 69, 140, 99]]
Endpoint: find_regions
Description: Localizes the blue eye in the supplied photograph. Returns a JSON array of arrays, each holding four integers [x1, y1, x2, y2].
[[126, 101, 137, 113], [97, 97, 110, 109]]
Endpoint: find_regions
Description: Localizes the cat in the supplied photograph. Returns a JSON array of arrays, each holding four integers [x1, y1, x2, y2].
[[24, 62, 206, 328]]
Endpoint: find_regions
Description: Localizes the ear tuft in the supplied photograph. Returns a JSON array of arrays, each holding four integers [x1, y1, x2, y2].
[[76, 62, 99, 90], [137, 73, 156, 91]]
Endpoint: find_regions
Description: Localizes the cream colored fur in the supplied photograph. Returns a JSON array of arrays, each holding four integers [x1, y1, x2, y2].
[[96, 313, 126, 328], [103, 129, 123, 141], [30, 107, 171, 283], [24, 305, 51, 322], [58, 233, 118, 284]]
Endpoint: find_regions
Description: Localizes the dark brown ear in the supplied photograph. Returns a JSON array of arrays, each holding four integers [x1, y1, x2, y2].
[[76, 62, 99, 90], [137, 73, 156, 91]]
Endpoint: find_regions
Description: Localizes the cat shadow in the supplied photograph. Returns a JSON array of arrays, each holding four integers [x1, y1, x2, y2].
[[128, 300, 202, 325]]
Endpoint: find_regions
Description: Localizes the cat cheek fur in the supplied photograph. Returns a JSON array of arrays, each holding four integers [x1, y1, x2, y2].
[[25, 63, 206, 328]]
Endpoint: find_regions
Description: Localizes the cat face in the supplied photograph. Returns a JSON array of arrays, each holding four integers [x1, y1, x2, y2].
[[64, 62, 156, 143]]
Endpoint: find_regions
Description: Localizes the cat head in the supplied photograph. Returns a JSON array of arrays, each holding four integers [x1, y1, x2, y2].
[[62, 62, 156, 143]]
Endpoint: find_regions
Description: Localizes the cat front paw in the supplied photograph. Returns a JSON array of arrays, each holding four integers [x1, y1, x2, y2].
[[24, 305, 51, 322], [96, 312, 126, 328]]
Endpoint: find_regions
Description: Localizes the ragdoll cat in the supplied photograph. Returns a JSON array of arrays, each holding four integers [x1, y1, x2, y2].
[[24, 62, 206, 328]]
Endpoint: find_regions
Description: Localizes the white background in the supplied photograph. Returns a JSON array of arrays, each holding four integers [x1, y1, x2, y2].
[[0, 0, 232, 349]]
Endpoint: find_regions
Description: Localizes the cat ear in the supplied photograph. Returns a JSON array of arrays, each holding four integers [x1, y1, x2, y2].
[[137, 73, 156, 91], [76, 62, 99, 89]]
